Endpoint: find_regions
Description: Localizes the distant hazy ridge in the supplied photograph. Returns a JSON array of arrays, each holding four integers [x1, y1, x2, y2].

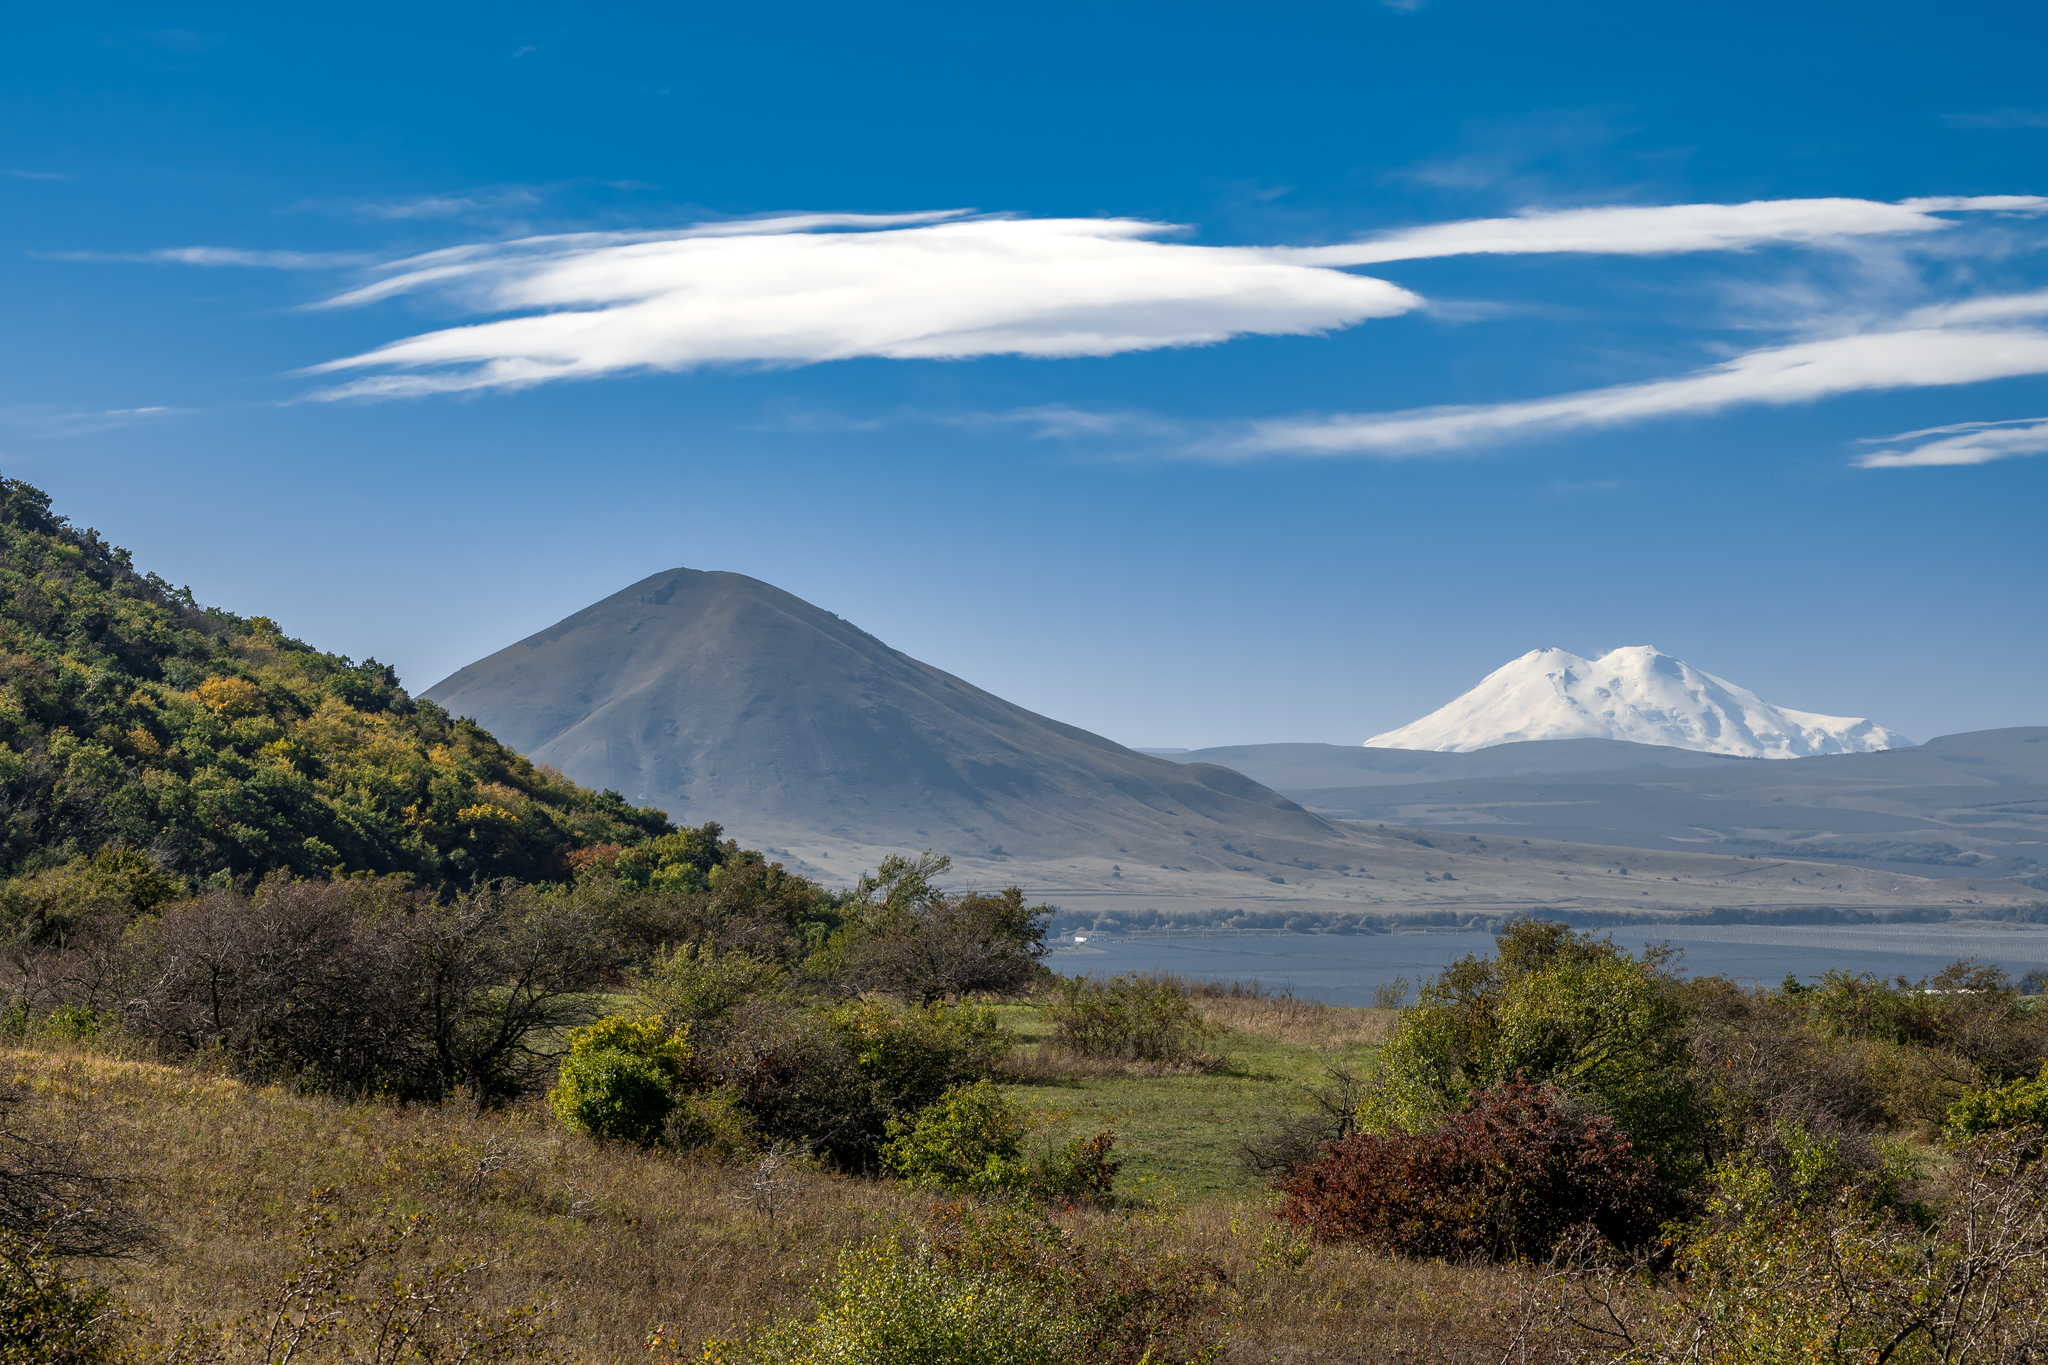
[[1166, 731, 2048, 886]]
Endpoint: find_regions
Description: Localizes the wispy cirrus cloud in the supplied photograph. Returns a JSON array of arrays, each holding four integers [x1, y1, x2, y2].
[[1853, 416, 2048, 468], [41, 246, 375, 269], [1270, 196, 2046, 266], [281, 187, 547, 223], [1943, 109, 2048, 130], [0, 404, 184, 438], [1226, 300, 2048, 459], [290, 196, 2041, 398]]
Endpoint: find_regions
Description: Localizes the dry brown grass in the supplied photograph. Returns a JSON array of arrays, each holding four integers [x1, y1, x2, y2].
[[1045, 1201, 1605, 1364], [1190, 994, 1393, 1052], [998, 1045, 1233, 1081], [5, 1040, 1581, 1363], [5, 1044, 926, 1362]]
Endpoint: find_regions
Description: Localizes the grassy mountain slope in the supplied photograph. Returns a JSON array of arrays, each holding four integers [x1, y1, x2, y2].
[[0, 476, 670, 890]]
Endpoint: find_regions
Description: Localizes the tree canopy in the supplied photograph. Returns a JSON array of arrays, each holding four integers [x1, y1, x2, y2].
[[0, 475, 670, 893]]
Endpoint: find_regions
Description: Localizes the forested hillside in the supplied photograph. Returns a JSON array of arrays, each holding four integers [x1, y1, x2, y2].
[[0, 475, 671, 893]]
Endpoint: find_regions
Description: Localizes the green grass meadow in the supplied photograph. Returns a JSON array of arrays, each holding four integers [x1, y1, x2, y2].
[[990, 1001, 1386, 1200]]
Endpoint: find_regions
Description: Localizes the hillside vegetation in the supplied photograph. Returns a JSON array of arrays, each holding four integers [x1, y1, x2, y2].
[[0, 475, 669, 895], [14, 934, 2048, 1364], [13, 474, 2048, 1362]]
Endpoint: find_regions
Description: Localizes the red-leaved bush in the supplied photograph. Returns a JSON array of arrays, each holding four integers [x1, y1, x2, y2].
[[1277, 1078, 1661, 1260]]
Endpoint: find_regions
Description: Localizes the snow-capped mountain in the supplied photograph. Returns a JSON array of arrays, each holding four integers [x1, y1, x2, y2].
[[1365, 646, 1911, 759]]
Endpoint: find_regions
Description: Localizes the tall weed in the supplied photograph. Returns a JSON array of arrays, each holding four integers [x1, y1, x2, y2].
[[1042, 975, 1224, 1069]]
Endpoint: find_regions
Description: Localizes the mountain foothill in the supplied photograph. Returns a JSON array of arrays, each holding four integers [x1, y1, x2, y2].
[[0, 473, 2037, 932]]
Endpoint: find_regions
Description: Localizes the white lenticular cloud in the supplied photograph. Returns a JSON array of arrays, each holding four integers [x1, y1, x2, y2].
[[306, 215, 1424, 396], [301, 196, 2043, 397], [1230, 316, 2048, 458], [1854, 416, 2048, 468], [1273, 195, 2048, 266]]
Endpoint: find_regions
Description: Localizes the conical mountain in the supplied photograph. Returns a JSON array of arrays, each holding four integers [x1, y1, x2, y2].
[[424, 568, 1359, 878]]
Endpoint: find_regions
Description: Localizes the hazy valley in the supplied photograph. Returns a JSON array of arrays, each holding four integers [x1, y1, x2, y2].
[[424, 569, 2044, 934]]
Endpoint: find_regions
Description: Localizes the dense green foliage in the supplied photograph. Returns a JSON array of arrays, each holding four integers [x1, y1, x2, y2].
[[0, 1232, 113, 1365], [681, 998, 1013, 1169], [880, 1082, 1123, 1205], [1949, 1060, 2048, 1136], [1042, 973, 1223, 1066], [549, 997, 1018, 1171], [549, 1016, 695, 1146], [1622, 1126, 2048, 1364], [0, 475, 669, 899], [1360, 921, 1707, 1179], [880, 1080, 1029, 1194], [1280, 918, 2048, 1283]]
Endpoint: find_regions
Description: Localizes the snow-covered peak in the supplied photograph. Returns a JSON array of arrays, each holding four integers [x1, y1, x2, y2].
[[1365, 646, 1911, 759]]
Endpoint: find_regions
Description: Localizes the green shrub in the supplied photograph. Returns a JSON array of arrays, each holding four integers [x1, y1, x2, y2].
[[824, 1000, 1010, 1115], [1027, 1131, 1122, 1207], [551, 1052, 673, 1147], [1042, 975, 1223, 1066], [706, 1205, 1223, 1365], [920, 1203, 1224, 1364], [0, 1233, 113, 1365], [692, 1000, 1012, 1170], [549, 1015, 694, 1146], [881, 1081, 1027, 1194], [1799, 962, 2041, 1078], [0, 1005, 104, 1047], [563, 1015, 694, 1082], [1949, 1059, 2048, 1136], [1359, 921, 1705, 1180], [707, 1236, 1082, 1365], [879, 1082, 1123, 1204], [1635, 1127, 1996, 1363], [638, 946, 788, 1032]]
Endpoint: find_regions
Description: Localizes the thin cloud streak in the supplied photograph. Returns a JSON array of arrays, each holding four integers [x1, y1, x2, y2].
[[1226, 309, 2048, 459], [43, 246, 375, 268], [1274, 196, 2048, 266], [0, 404, 186, 438], [1943, 110, 2048, 130], [1854, 416, 2048, 468]]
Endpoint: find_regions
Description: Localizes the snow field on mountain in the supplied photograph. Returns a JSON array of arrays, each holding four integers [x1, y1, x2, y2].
[[1366, 646, 1909, 758]]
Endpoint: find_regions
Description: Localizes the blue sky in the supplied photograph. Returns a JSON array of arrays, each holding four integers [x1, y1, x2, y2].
[[4, 1, 2045, 749]]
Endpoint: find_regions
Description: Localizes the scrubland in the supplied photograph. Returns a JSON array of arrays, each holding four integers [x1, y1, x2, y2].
[[1, 994, 1567, 1365], [13, 866, 2048, 1363]]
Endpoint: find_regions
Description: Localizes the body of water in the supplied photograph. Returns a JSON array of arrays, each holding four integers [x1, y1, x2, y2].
[[1043, 924, 2048, 1006]]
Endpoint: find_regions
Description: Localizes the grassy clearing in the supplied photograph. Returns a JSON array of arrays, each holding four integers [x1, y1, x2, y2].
[[4, 1043, 924, 1361], [4, 1036, 1551, 1364], [992, 996, 1390, 1199]]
